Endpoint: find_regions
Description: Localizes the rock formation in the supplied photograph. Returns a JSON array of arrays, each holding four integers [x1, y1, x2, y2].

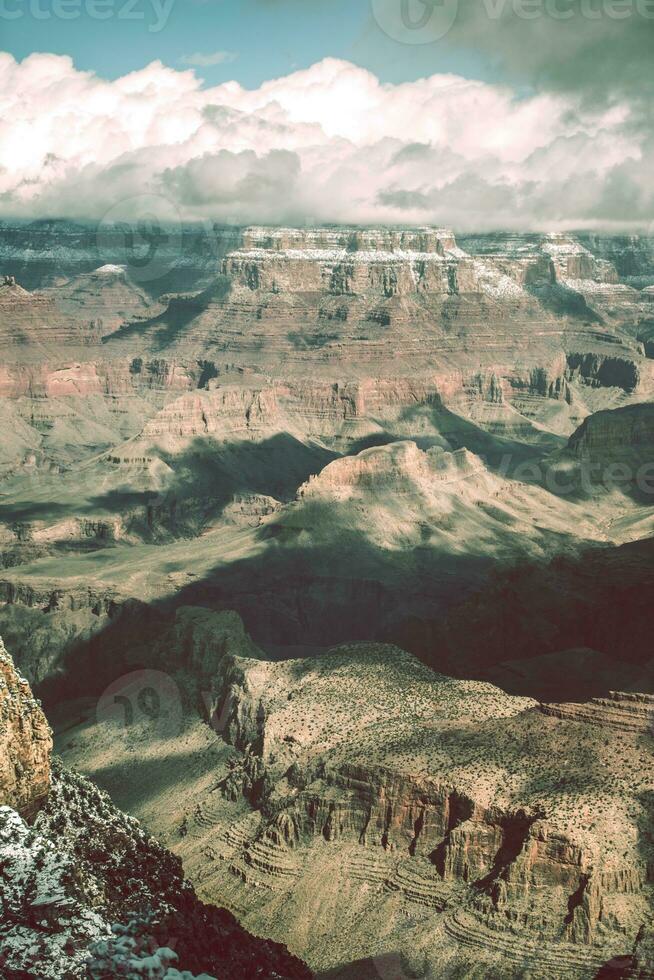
[[0, 636, 51, 818], [0, 638, 311, 979], [205, 639, 654, 977], [568, 402, 654, 466], [0, 224, 654, 976], [540, 690, 654, 732], [56, 613, 654, 979]]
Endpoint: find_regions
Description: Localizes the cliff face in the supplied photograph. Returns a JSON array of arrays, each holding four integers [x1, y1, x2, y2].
[[539, 691, 654, 732], [569, 402, 654, 460], [0, 636, 51, 819], [173, 633, 654, 977], [1, 224, 648, 477], [0, 637, 310, 980], [0, 763, 312, 980], [1, 222, 653, 978]]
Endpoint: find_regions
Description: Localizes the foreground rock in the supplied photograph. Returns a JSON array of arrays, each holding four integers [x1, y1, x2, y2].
[[0, 639, 310, 980], [0, 636, 51, 818], [0, 765, 310, 980]]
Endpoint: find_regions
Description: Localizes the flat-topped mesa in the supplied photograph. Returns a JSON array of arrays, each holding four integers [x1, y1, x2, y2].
[[225, 227, 620, 299], [225, 226, 474, 296], [240, 225, 459, 254], [0, 637, 52, 819]]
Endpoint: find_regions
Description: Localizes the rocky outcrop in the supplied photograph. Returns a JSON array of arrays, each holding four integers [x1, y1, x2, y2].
[[181, 638, 653, 975], [566, 352, 641, 392], [255, 761, 642, 948], [540, 691, 654, 733], [0, 637, 310, 979], [0, 637, 51, 818], [298, 440, 485, 495], [569, 402, 654, 459], [541, 234, 619, 285], [0, 763, 311, 980], [630, 922, 654, 979]]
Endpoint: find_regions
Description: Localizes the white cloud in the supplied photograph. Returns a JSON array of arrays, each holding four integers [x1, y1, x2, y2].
[[0, 52, 649, 230], [179, 51, 238, 68]]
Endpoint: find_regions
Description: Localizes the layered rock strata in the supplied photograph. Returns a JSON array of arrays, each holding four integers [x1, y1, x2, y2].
[[540, 691, 654, 732], [0, 638, 310, 980], [0, 635, 51, 818], [136, 624, 653, 978]]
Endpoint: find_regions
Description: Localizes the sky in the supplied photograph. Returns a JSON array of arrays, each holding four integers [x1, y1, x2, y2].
[[1, 0, 494, 87], [0, 0, 652, 229]]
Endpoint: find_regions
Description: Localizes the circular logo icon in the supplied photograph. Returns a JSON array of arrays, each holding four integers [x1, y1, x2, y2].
[[97, 669, 184, 741], [371, 0, 459, 44], [96, 194, 183, 284]]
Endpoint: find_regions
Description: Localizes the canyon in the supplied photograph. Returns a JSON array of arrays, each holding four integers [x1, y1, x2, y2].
[[0, 640, 310, 979], [0, 221, 653, 977], [54, 608, 654, 979]]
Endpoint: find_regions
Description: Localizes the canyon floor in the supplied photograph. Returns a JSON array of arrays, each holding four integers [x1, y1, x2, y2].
[[1, 223, 654, 977]]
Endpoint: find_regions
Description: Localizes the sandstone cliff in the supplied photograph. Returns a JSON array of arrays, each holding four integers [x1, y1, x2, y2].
[[0, 637, 310, 979], [569, 402, 654, 463], [0, 635, 51, 818], [153, 632, 654, 978]]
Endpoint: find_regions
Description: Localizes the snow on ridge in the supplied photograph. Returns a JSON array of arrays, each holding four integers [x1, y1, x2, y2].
[[230, 247, 465, 262], [93, 263, 127, 275]]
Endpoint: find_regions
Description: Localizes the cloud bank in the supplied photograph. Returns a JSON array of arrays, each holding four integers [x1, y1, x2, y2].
[[0, 52, 650, 230]]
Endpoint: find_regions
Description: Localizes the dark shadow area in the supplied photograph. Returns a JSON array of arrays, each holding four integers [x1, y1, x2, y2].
[[103, 275, 232, 349], [33, 599, 174, 707], [396, 401, 565, 466], [474, 811, 537, 892], [593, 955, 637, 978], [317, 953, 423, 979], [156, 432, 337, 517], [525, 281, 603, 322], [78, 744, 214, 814], [1, 399, 653, 705], [2, 518, 651, 710], [415, 535, 654, 691], [566, 351, 641, 393], [0, 432, 338, 536], [0, 500, 78, 522]]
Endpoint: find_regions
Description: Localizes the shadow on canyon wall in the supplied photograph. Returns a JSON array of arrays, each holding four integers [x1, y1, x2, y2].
[[0, 432, 338, 533], [103, 274, 233, 348], [4, 529, 651, 711]]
